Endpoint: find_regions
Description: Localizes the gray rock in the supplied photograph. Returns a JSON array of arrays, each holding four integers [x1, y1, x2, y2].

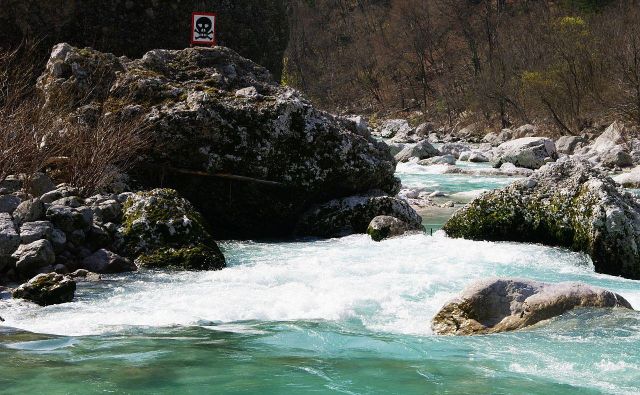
[[295, 193, 423, 238], [492, 137, 558, 169], [46, 205, 93, 232], [12, 272, 76, 306], [82, 249, 136, 273], [395, 141, 440, 162], [415, 122, 435, 138], [19, 221, 54, 244], [512, 124, 538, 138], [386, 142, 406, 157], [12, 198, 46, 226], [11, 239, 56, 277], [555, 135, 586, 155], [38, 45, 399, 239], [234, 86, 259, 99], [378, 119, 412, 139], [91, 199, 122, 223], [419, 155, 456, 165], [468, 152, 489, 163], [367, 215, 422, 241], [444, 158, 640, 279], [601, 145, 633, 168], [0, 195, 21, 214], [439, 142, 471, 159], [50, 228, 67, 253], [432, 277, 633, 335], [69, 269, 101, 282], [50, 196, 84, 208], [26, 173, 55, 197], [0, 213, 20, 271]]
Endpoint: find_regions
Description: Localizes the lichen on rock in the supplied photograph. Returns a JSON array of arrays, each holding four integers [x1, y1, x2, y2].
[[119, 188, 225, 270], [443, 158, 640, 279]]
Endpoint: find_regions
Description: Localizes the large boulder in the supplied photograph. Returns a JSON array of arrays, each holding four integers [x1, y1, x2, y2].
[[394, 141, 440, 162], [492, 137, 558, 169], [443, 158, 640, 279], [11, 273, 76, 306], [0, 0, 289, 79], [432, 278, 633, 335], [119, 188, 225, 270], [580, 121, 634, 168], [295, 194, 423, 238], [37, 44, 399, 239], [367, 215, 422, 241]]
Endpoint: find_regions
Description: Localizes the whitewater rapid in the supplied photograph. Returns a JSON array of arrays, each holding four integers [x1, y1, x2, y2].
[[3, 233, 639, 337]]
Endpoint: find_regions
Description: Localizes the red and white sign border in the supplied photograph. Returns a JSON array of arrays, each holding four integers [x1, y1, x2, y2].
[[191, 12, 217, 46]]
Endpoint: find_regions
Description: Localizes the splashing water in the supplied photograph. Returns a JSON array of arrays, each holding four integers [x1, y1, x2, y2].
[[1, 166, 639, 394]]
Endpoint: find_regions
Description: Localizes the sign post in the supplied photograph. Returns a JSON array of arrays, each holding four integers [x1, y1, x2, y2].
[[191, 12, 216, 46]]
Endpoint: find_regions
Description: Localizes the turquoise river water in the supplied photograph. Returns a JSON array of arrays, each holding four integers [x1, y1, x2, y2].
[[1, 161, 639, 394]]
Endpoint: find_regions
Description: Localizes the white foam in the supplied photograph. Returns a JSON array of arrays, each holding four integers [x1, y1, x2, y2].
[[3, 234, 636, 337]]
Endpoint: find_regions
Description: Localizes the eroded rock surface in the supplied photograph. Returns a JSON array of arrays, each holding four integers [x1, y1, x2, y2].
[[432, 278, 633, 335]]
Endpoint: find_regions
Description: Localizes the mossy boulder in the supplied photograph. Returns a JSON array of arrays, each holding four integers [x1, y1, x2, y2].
[[37, 44, 399, 239], [12, 273, 76, 306], [443, 158, 640, 279], [119, 188, 225, 270]]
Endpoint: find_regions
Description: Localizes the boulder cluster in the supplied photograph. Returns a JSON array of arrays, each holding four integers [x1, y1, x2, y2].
[[1, 174, 225, 305]]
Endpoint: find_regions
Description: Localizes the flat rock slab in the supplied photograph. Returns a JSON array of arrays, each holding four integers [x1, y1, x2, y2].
[[432, 277, 633, 335]]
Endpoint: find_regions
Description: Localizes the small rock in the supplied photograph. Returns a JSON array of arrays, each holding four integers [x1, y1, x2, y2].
[[0, 213, 20, 270], [0, 195, 21, 214], [12, 272, 76, 306], [46, 205, 93, 232], [367, 215, 421, 241], [26, 173, 55, 197], [19, 221, 54, 244], [69, 269, 101, 282], [395, 141, 440, 162], [12, 198, 46, 226]]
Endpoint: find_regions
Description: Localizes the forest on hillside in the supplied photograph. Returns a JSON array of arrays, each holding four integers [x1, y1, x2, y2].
[[285, 0, 640, 134]]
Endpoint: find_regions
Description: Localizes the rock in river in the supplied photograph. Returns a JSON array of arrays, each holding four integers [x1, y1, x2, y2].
[[492, 137, 558, 169], [367, 215, 423, 241], [37, 43, 400, 239], [432, 277, 633, 335], [443, 158, 640, 279], [119, 189, 225, 270], [296, 194, 423, 238], [12, 272, 76, 306]]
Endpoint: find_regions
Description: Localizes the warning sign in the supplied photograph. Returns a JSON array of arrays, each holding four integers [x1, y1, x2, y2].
[[191, 12, 216, 46]]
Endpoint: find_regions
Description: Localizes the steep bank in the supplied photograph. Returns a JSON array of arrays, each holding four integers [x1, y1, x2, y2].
[[37, 44, 401, 238]]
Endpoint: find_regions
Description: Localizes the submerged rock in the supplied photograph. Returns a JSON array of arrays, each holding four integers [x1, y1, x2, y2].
[[295, 194, 423, 238], [119, 188, 225, 270], [367, 215, 422, 241], [12, 272, 76, 306], [432, 277, 633, 335], [37, 44, 399, 238], [492, 137, 558, 169], [443, 158, 640, 279]]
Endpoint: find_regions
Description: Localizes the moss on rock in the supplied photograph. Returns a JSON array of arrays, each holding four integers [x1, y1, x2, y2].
[[120, 188, 226, 270], [443, 159, 640, 279]]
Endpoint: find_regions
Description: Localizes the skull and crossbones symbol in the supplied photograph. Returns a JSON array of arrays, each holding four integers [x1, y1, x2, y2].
[[194, 17, 213, 40]]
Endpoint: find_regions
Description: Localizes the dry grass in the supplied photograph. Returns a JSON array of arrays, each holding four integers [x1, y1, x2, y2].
[[0, 43, 150, 196]]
